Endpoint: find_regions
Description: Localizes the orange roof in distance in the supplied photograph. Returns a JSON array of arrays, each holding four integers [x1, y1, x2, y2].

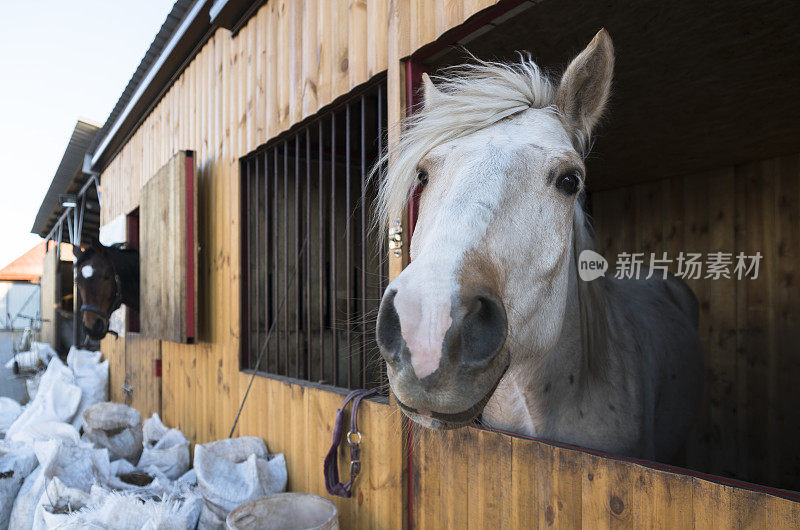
[[0, 241, 74, 283]]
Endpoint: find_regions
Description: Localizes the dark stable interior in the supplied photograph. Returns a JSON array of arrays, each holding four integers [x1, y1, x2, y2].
[[424, 0, 800, 191]]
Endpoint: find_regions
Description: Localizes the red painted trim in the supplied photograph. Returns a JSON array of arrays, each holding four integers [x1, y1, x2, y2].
[[154, 359, 162, 378], [472, 423, 800, 502], [185, 152, 196, 341], [404, 60, 428, 237]]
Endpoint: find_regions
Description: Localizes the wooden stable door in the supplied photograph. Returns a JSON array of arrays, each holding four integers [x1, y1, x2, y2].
[[140, 151, 198, 343], [104, 334, 162, 420]]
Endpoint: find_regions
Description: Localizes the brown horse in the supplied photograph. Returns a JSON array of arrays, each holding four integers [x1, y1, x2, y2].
[[73, 241, 140, 340]]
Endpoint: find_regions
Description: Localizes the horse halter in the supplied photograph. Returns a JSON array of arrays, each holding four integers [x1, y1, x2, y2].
[[324, 388, 378, 498], [80, 262, 123, 337]]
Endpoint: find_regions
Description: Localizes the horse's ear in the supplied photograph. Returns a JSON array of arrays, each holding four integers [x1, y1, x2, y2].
[[90, 239, 106, 255], [556, 28, 614, 142], [72, 244, 83, 260], [421, 73, 443, 109]]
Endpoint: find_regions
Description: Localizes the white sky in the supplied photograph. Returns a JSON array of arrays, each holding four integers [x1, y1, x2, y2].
[[0, 0, 175, 269]]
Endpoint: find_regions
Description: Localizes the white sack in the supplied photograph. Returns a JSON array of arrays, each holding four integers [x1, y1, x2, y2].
[[106, 459, 173, 492], [9, 422, 80, 446], [25, 374, 42, 402], [82, 402, 143, 463], [0, 443, 38, 529], [62, 484, 202, 530], [9, 343, 57, 373], [194, 437, 287, 529], [137, 413, 191, 480], [6, 358, 81, 442], [66, 347, 109, 431], [8, 439, 111, 530], [32, 476, 91, 530], [177, 468, 197, 486], [8, 465, 42, 530], [0, 397, 23, 436]]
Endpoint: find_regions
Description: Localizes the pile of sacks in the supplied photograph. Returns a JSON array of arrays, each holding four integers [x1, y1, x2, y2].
[[0, 349, 288, 529]]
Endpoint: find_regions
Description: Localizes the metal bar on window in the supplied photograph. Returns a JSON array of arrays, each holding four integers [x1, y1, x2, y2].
[[318, 119, 325, 383], [345, 102, 352, 389], [295, 134, 301, 379], [360, 95, 367, 388], [263, 149, 270, 373], [377, 84, 384, 294], [305, 127, 312, 382], [253, 156, 260, 370], [283, 139, 289, 375], [377, 85, 386, 391], [273, 145, 280, 374], [246, 159, 252, 368], [330, 112, 338, 387]]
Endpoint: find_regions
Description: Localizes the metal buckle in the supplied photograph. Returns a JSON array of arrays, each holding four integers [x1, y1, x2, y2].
[[347, 430, 362, 444]]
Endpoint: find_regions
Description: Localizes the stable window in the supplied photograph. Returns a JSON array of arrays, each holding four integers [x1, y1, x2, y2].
[[241, 77, 388, 392]]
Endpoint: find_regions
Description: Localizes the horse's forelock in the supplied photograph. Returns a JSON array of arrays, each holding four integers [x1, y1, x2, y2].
[[371, 54, 556, 236]]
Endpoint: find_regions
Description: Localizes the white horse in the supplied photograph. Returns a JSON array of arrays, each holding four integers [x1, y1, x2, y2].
[[375, 30, 703, 460]]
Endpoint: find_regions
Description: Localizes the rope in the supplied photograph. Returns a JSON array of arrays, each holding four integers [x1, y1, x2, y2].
[[229, 235, 308, 438]]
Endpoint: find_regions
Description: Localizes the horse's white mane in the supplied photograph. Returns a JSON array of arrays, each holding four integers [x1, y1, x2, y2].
[[374, 55, 556, 233]]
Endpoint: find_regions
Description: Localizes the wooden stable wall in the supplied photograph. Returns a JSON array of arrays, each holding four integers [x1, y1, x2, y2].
[[413, 427, 800, 528], [96, 0, 800, 527], [106, 334, 162, 420], [97, 1, 431, 527], [591, 153, 800, 492]]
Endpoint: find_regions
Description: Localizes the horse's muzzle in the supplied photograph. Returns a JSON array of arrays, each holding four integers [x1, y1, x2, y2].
[[376, 287, 508, 424]]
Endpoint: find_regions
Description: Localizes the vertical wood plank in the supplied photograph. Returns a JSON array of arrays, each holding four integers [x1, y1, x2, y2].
[[301, 0, 319, 118], [706, 168, 737, 478], [348, 0, 368, 89], [331, 0, 350, 99], [366, 0, 388, 77], [771, 154, 800, 488]]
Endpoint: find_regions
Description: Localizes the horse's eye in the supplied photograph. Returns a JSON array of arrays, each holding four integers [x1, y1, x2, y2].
[[556, 171, 581, 195], [417, 169, 428, 187]]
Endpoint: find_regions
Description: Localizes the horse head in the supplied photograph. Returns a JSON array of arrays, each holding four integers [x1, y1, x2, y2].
[[375, 30, 614, 430], [74, 240, 139, 340]]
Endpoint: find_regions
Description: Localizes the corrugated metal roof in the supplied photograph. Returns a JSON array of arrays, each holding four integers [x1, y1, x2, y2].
[[87, 0, 196, 156], [32, 0, 199, 240], [30, 120, 100, 237]]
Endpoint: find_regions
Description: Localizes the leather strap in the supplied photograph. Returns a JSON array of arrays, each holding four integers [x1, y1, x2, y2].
[[324, 388, 378, 498]]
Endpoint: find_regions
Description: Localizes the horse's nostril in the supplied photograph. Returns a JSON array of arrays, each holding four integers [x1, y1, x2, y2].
[[376, 290, 402, 362], [459, 294, 507, 366]]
